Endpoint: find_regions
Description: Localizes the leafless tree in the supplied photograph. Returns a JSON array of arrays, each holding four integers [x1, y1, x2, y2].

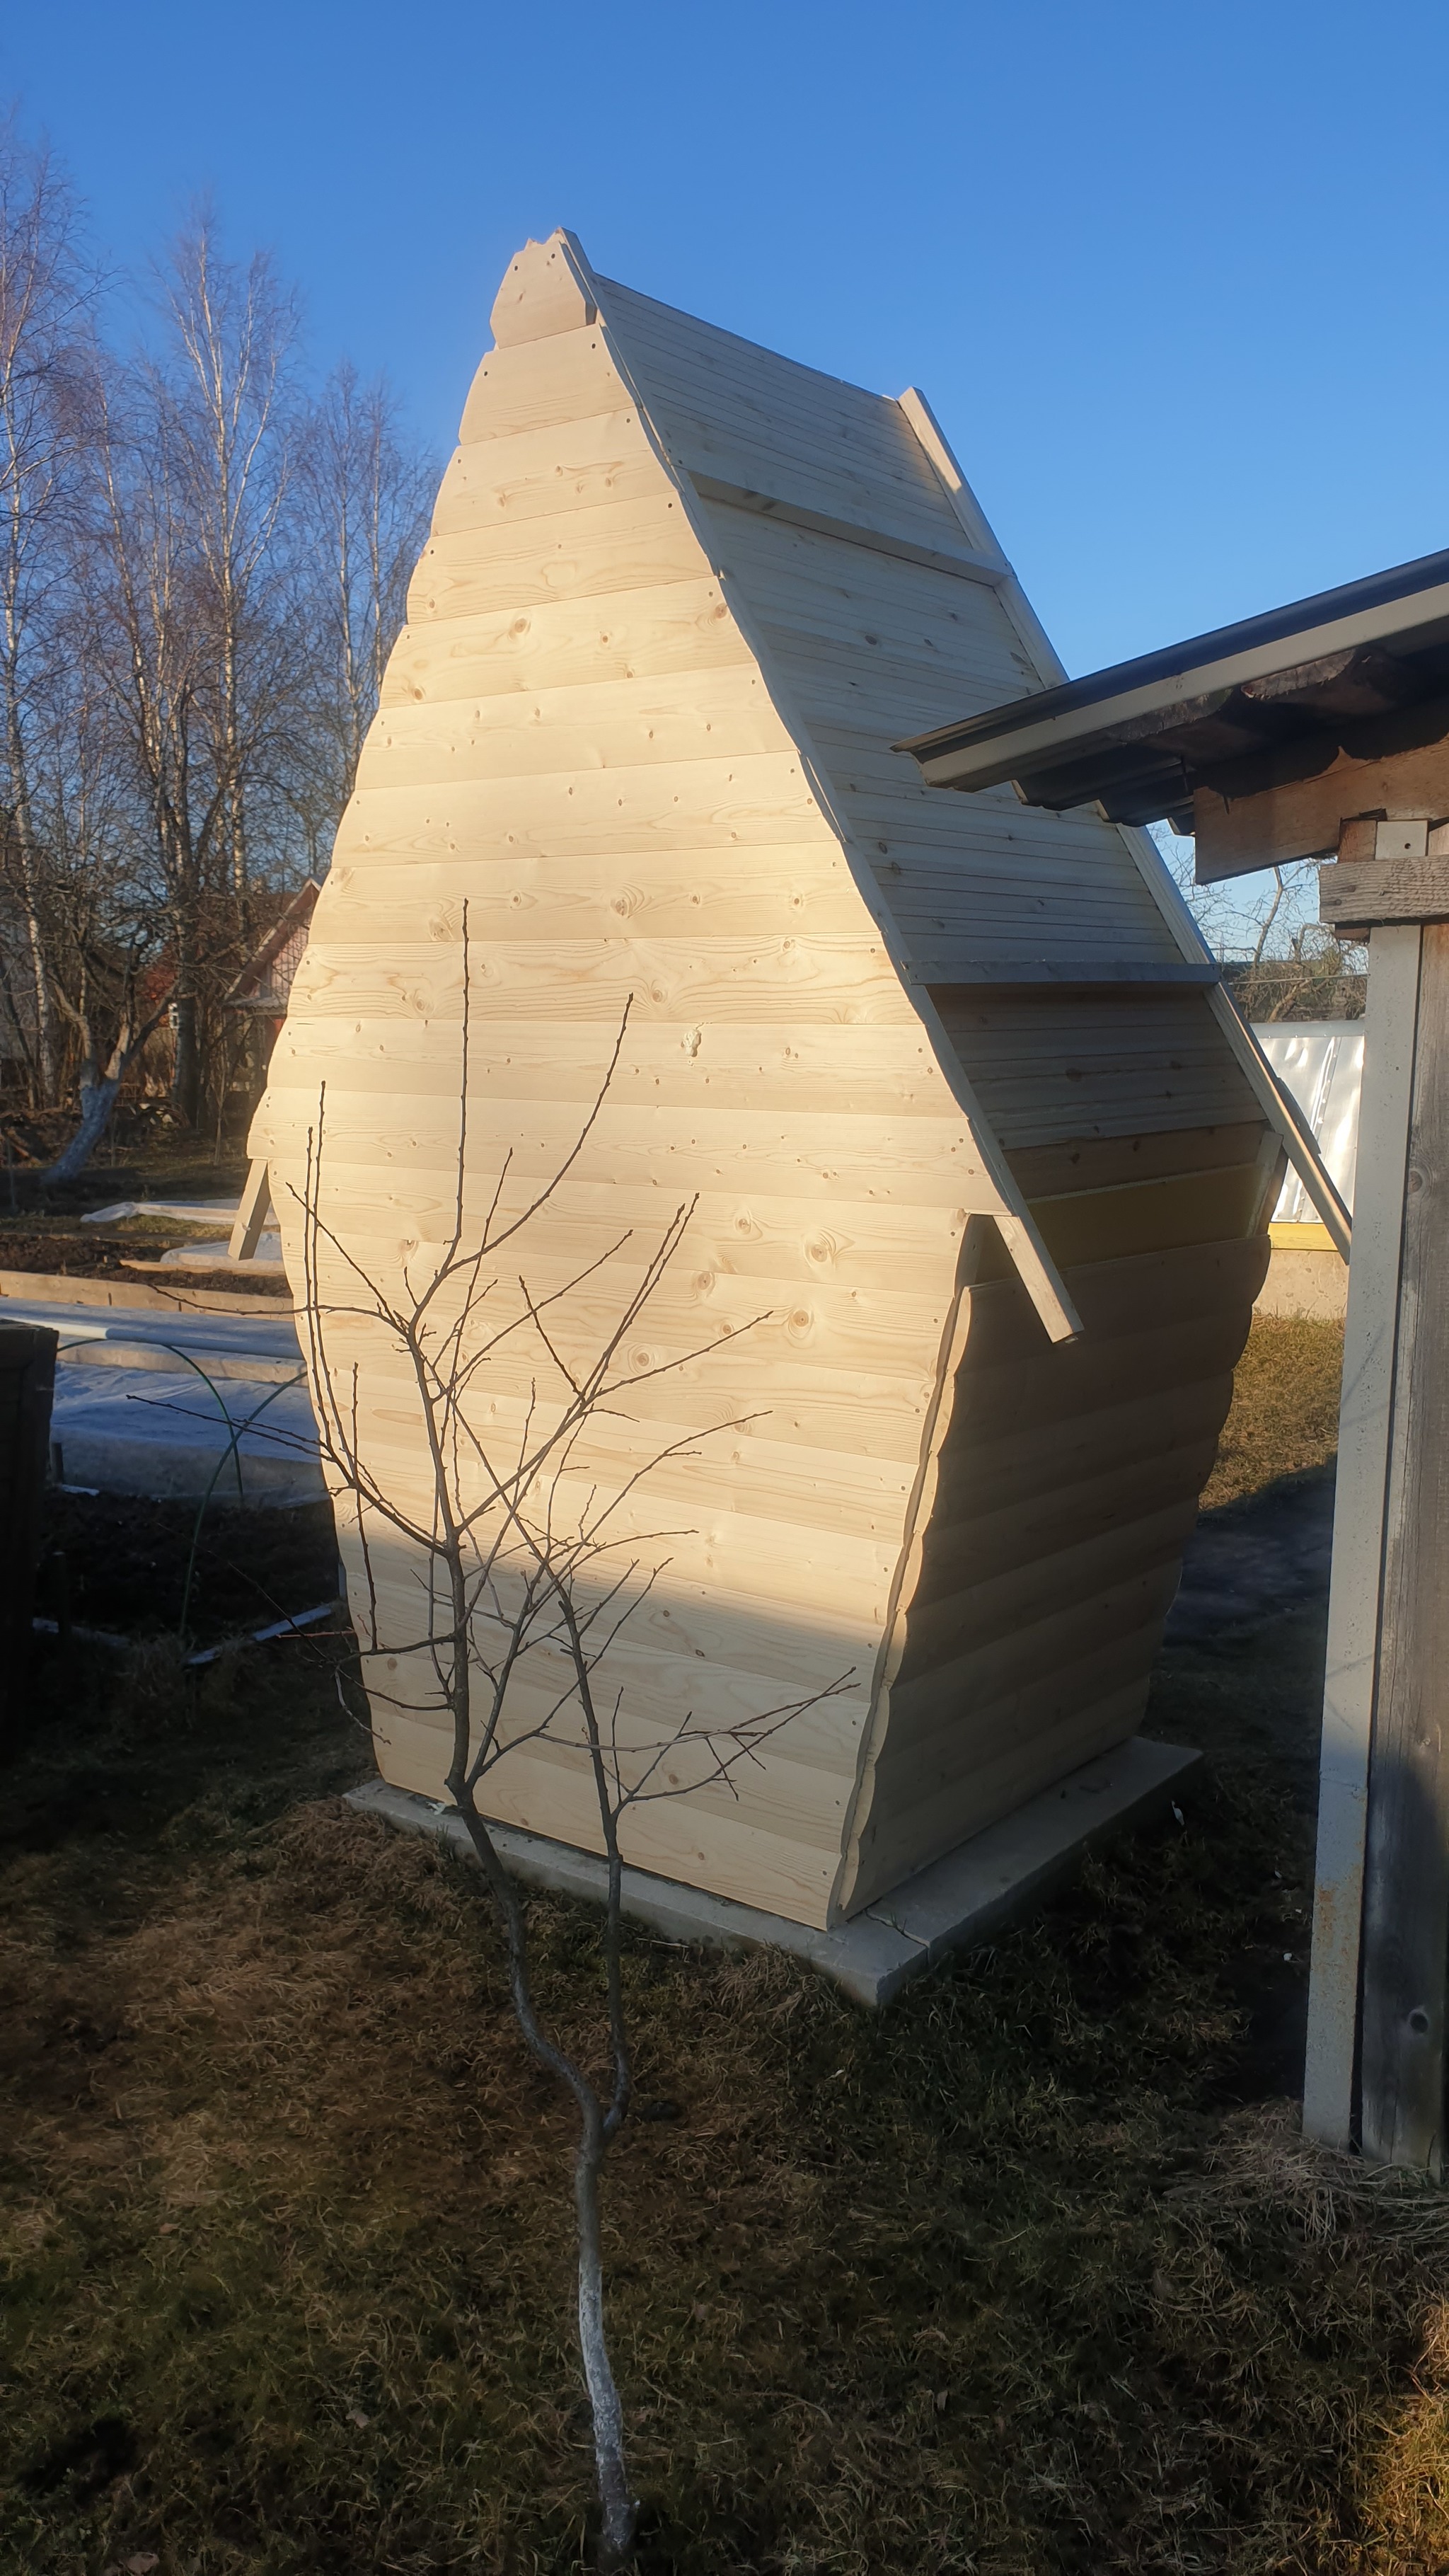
[[0, 117, 95, 1105], [292, 931, 850, 2568], [154, 214, 299, 917], [0, 113, 437, 1154], [79, 346, 228, 1129], [291, 360, 433, 857]]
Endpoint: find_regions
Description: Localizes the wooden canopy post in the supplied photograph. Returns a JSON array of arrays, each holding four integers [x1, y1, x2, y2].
[[1305, 827, 1449, 2168], [893, 545, 1449, 2164]]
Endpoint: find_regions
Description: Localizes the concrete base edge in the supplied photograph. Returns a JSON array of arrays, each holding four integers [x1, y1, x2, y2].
[[347, 1734, 1201, 2008]]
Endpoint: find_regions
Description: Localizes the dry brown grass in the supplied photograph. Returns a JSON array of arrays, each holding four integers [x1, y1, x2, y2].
[[1203, 1314, 1345, 1512], [4, 1601, 1449, 2575], [11, 1315, 1449, 2575]]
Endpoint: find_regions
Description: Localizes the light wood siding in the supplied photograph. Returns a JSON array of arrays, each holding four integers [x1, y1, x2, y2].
[[930, 987, 1265, 1150], [596, 275, 1187, 982], [262, 266, 1022, 1931], [258, 232, 1282, 1935], [843, 1226, 1269, 1909]]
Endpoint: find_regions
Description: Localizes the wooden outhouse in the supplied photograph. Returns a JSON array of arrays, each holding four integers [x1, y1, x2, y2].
[[255, 232, 1336, 1931]]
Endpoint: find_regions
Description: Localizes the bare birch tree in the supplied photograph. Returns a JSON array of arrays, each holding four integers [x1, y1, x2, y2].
[[0, 117, 94, 1105], [291, 934, 850, 2568], [0, 115, 434, 1147], [155, 215, 299, 918], [79, 349, 227, 1129], [290, 360, 433, 863]]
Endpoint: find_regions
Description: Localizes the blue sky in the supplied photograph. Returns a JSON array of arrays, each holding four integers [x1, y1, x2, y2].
[[6, 1, 1445, 694]]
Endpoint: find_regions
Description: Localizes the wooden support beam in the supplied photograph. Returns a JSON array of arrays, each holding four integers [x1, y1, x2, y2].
[[1359, 920, 1449, 2169], [1304, 926, 1420, 2149], [1195, 740, 1449, 882], [227, 1158, 273, 1265], [1320, 852, 1449, 932]]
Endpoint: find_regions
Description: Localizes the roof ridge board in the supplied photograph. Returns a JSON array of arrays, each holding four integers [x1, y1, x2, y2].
[[591, 272, 900, 416]]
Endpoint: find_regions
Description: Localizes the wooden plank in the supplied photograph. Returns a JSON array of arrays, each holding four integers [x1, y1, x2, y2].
[[287, 936, 916, 1028], [261, 1093, 998, 1204], [884, 1564, 1183, 1759], [361, 662, 789, 788], [458, 328, 628, 442], [915, 1433, 1220, 1601], [1205, 983, 1352, 1257], [333, 754, 831, 863], [490, 234, 596, 345], [432, 410, 662, 536], [227, 1158, 272, 1263], [1320, 854, 1449, 930], [931, 1372, 1233, 1536], [877, 1611, 1170, 1782], [1005, 1120, 1267, 1198], [358, 1602, 870, 1799], [897, 1496, 1197, 1674], [382, 579, 750, 706], [692, 476, 1008, 587], [408, 492, 710, 623], [911, 1307, 1244, 1455], [933, 989, 1262, 1150], [707, 510, 1014, 637], [264, 1008, 942, 1116], [848, 1681, 1148, 1907], [1358, 923, 1449, 2168], [357, 1548, 884, 1706], [1195, 740, 1449, 882], [908, 942, 1210, 983], [258, 1158, 971, 1290], [1305, 924, 1421, 2150], [597, 282, 951, 492], [378, 1706, 846, 1927], [674, 430, 960, 556], [315, 858, 872, 946]]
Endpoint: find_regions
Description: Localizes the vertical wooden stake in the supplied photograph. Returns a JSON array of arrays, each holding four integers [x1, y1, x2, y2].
[[228, 1157, 272, 1265], [1359, 921, 1449, 2170], [1304, 926, 1420, 2149]]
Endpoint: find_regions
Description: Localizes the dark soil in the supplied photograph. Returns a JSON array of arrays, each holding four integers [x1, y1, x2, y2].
[[0, 1125, 288, 1296], [0, 1225, 290, 1297], [33, 1490, 341, 1652]]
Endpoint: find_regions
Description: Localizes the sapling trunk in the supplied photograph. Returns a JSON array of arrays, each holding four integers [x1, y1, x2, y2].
[[297, 944, 843, 2565], [451, 1785, 638, 2569]]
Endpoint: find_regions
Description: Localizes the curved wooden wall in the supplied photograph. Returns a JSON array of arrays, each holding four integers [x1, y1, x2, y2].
[[258, 234, 1277, 1928]]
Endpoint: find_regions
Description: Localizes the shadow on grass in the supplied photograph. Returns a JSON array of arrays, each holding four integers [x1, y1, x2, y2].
[[6, 1510, 1449, 2573]]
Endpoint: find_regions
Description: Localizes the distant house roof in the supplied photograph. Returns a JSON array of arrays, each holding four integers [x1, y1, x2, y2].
[[225, 880, 321, 1016], [896, 546, 1449, 836]]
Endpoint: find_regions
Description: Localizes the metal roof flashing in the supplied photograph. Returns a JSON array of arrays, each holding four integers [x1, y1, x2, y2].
[[896, 546, 1449, 857]]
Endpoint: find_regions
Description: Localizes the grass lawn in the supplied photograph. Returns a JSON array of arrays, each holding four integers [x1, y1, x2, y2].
[[8, 1313, 1449, 2574]]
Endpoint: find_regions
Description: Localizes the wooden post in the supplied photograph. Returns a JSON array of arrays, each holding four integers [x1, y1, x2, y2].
[[0, 1321, 56, 1749], [1307, 831, 1449, 2166], [1360, 921, 1449, 2167], [1303, 926, 1419, 2147]]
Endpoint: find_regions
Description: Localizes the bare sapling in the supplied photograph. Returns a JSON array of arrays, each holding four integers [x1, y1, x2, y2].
[[292, 917, 852, 2569]]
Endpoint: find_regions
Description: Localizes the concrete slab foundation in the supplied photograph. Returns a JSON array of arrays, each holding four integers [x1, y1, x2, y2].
[[348, 1733, 1201, 2006]]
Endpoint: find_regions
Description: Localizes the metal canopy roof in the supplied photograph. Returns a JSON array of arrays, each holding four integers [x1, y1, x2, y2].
[[897, 546, 1449, 836]]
